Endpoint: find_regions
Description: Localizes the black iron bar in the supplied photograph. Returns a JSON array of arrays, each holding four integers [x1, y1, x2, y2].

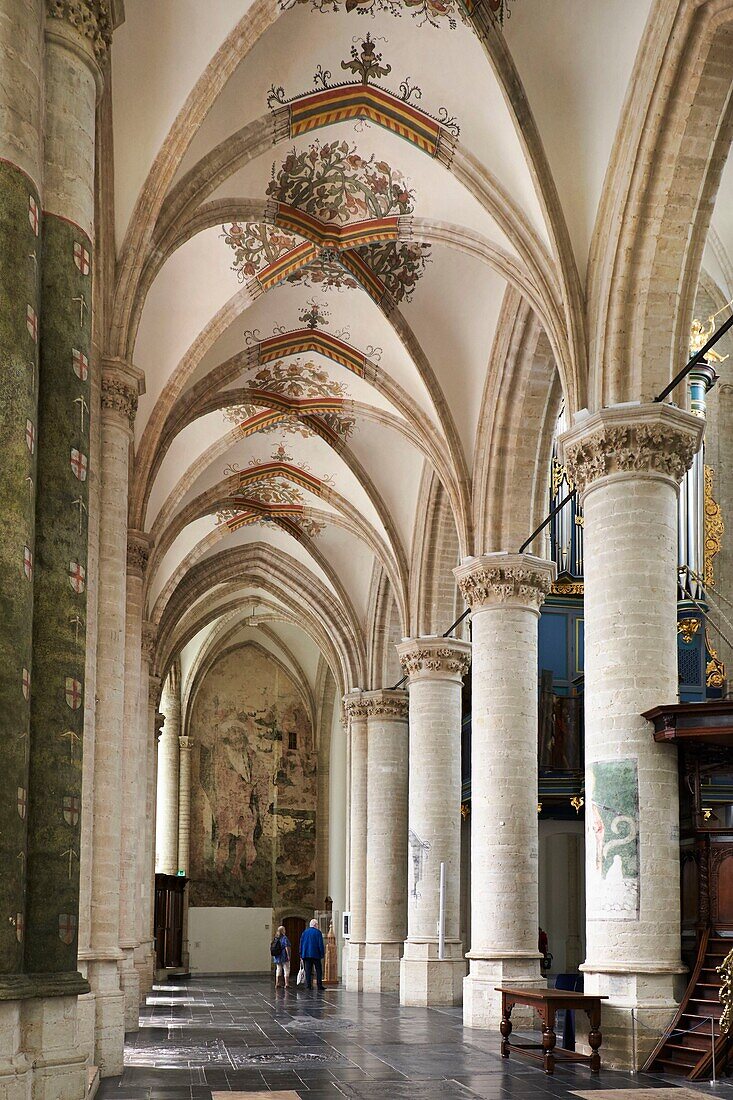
[[518, 490, 576, 555]]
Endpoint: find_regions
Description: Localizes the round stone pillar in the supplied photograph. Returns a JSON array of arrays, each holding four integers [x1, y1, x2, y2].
[[118, 531, 151, 1030], [559, 403, 703, 1066], [177, 736, 193, 877], [87, 360, 143, 1076], [155, 667, 181, 875], [135, 629, 158, 996], [454, 553, 555, 1029], [362, 689, 409, 993], [396, 636, 471, 1006], [343, 692, 368, 992]]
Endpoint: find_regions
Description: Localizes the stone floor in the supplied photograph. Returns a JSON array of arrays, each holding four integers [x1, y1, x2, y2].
[[96, 975, 733, 1099]]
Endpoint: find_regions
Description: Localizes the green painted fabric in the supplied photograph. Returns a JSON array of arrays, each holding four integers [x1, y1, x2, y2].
[[25, 213, 92, 975], [0, 160, 40, 974]]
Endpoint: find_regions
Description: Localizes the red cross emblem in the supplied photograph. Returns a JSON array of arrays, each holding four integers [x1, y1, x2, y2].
[[65, 677, 82, 710], [73, 242, 90, 275], [62, 794, 80, 826], [70, 449, 87, 482], [28, 195, 39, 236], [26, 304, 37, 342], [72, 348, 89, 381], [15, 912, 23, 943], [68, 561, 86, 594], [25, 419, 35, 453], [58, 913, 77, 945], [17, 787, 26, 820], [23, 546, 32, 580], [22, 668, 30, 700]]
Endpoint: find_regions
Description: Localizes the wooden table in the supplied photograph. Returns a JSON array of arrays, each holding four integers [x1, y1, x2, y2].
[[496, 986, 607, 1075]]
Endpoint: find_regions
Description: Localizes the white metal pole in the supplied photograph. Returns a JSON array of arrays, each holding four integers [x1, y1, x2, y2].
[[438, 861, 446, 961]]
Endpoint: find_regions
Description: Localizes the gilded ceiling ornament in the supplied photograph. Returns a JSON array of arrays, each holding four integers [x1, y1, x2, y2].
[[46, 0, 113, 58], [704, 464, 724, 588]]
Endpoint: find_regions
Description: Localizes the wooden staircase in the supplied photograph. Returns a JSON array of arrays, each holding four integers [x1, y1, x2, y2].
[[644, 930, 732, 1079]]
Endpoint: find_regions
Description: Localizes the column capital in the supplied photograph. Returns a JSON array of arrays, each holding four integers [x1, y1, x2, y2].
[[45, 0, 114, 61], [148, 673, 162, 710], [178, 735, 194, 752], [141, 622, 157, 665], [343, 690, 369, 722], [154, 712, 165, 741], [454, 553, 555, 612], [362, 689, 409, 721], [396, 635, 471, 682], [101, 358, 145, 432], [558, 402, 703, 499], [127, 529, 152, 578]]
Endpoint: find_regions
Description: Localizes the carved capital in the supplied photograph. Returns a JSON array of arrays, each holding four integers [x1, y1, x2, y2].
[[101, 358, 145, 431], [154, 711, 165, 740], [557, 404, 703, 498], [178, 735, 194, 753], [127, 529, 152, 578], [362, 689, 409, 721], [141, 621, 157, 665], [343, 691, 368, 723], [148, 673, 162, 710], [454, 553, 555, 612], [396, 636, 471, 681], [46, 0, 113, 59]]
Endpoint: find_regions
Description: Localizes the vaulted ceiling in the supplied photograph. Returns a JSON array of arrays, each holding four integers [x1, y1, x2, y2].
[[109, 0, 731, 704]]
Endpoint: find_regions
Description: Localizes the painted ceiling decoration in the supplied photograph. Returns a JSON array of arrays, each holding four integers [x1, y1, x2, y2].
[[215, 459, 331, 540], [267, 36, 460, 163], [279, 0, 512, 31], [221, 358, 357, 442]]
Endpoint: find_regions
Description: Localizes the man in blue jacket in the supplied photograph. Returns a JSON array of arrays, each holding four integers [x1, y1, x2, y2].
[[299, 919, 325, 990]]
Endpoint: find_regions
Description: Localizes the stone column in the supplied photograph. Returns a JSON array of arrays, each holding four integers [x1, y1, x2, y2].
[[117, 531, 151, 1030], [396, 637, 471, 1007], [87, 360, 143, 1076], [0, 2, 43, 1095], [454, 553, 555, 1029], [155, 667, 181, 875], [343, 692, 368, 992], [362, 690, 409, 993], [135, 631, 157, 996], [559, 403, 703, 1065], [177, 736, 193, 877]]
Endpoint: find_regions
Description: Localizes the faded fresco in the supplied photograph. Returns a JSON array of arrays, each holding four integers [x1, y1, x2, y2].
[[189, 645, 316, 909], [587, 757, 640, 921]]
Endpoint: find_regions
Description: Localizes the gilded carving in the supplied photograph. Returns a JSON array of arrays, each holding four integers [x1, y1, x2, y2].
[[46, 0, 113, 58], [704, 465, 724, 587], [677, 618, 701, 645], [705, 628, 726, 690]]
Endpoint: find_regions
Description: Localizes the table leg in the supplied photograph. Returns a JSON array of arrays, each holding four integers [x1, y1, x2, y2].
[[587, 1007, 602, 1075], [542, 1012, 556, 1075], [500, 1001, 513, 1059]]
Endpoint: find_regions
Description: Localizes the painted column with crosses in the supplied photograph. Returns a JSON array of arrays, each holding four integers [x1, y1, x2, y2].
[[0, 0, 43, 1006]]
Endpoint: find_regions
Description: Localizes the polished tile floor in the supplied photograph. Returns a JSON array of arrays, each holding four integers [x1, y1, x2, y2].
[[96, 975, 733, 1099]]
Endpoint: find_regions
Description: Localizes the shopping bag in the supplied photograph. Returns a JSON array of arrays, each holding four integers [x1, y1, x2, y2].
[[297, 961, 305, 986]]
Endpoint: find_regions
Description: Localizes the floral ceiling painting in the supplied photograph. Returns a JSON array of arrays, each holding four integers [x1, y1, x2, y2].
[[189, 645, 317, 909], [222, 139, 431, 305]]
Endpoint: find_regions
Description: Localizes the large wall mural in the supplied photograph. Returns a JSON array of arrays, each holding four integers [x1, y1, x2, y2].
[[189, 644, 316, 909]]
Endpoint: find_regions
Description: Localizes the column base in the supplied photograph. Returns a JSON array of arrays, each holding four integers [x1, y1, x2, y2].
[[581, 967, 682, 1069], [85, 959, 124, 1077], [23, 995, 87, 1100], [0, 1001, 31, 1100], [362, 942, 402, 993], [118, 949, 140, 1033], [463, 955, 544, 1030], [400, 941, 466, 1006], [134, 942, 155, 998], [344, 941, 366, 992]]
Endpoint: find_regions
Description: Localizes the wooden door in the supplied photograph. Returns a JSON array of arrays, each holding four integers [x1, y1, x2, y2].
[[283, 916, 306, 971]]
